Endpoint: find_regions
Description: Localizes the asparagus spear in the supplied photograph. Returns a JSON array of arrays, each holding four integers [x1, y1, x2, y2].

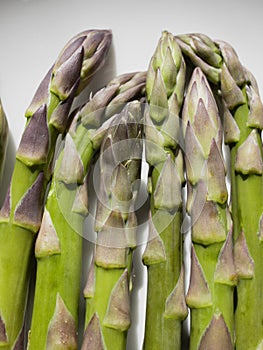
[[0, 29, 112, 350], [142, 30, 188, 350], [82, 101, 143, 350], [182, 66, 235, 349], [0, 100, 8, 186], [27, 71, 146, 350], [218, 40, 263, 350], [176, 33, 263, 349]]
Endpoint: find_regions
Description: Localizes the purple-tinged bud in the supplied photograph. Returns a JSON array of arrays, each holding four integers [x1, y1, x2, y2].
[[176, 35, 220, 84], [186, 245, 212, 308], [164, 264, 188, 320], [50, 46, 83, 101], [221, 64, 245, 110], [95, 210, 127, 268], [182, 67, 220, 144], [35, 209, 61, 258], [149, 69, 169, 124], [80, 84, 118, 128], [72, 180, 89, 216], [192, 98, 219, 157], [142, 214, 166, 265], [14, 172, 45, 232], [49, 78, 79, 133], [160, 93, 180, 150], [153, 154, 182, 210], [216, 40, 246, 87], [25, 67, 52, 118], [223, 101, 240, 144], [191, 34, 222, 68], [214, 227, 237, 286], [161, 46, 178, 98], [78, 30, 112, 93], [234, 230, 254, 279], [17, 104, 49, 167], [144, 109, 167, 166], [111, 164, 133, 210], [46, 294, 78, 350], [191, 180, 226, 245], [207, 139, 228, 204], [246, 85, 263, 129], [198, 313, 233, 350], [81, 313, 105, 350], [53, 30, 112, 96], [53, 35, 86, 73], [103, 269, 131, 331], [56, 133, 84, 184], [184, 122, 205, 185], [235, 130, 263, 175]]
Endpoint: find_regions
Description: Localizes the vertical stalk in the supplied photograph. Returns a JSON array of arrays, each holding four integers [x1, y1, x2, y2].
[[218, 42, 263, 347], [142, 31, 188, 350], [28, 72, 146, 349], [182, 67, 235, 349], [82, 101, 143, 350], [176, 32, 263, 349]]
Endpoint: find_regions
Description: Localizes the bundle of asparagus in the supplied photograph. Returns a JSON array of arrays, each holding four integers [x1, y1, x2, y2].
[[0, 29, 112, 350], [82, 101, 143, 349], [27, 72, 146, 349], [0, 27, 262, 350], [142, 31, 187, 349]]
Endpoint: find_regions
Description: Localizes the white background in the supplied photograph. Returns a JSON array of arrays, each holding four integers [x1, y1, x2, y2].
[[1, 0, 263, 349]]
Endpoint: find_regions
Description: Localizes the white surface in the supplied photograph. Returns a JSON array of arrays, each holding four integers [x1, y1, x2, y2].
[[0, 0, 263, 349], [1, 0, 263, 146]]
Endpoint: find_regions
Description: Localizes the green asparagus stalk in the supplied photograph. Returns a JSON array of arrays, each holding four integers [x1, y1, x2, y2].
[[182, 66, 235, 349], [82, 101, 143, 350], [27, 71, 146, 349], [176, 33, 263, 349], [142, 30, 188, 350], [217, 40, 263, 350], [0, 29, 112, 350], [0, 100, 8, 186]]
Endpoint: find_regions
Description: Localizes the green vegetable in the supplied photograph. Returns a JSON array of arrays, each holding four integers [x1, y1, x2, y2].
[[82, 101, 143, 350], [182, 66, 235, 349], [218, 40, 263, 350], [27, 71, 146, 350], [176, 32, 263, 349], [0, 29, 112, 350], [142, 30, 187, 350]]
